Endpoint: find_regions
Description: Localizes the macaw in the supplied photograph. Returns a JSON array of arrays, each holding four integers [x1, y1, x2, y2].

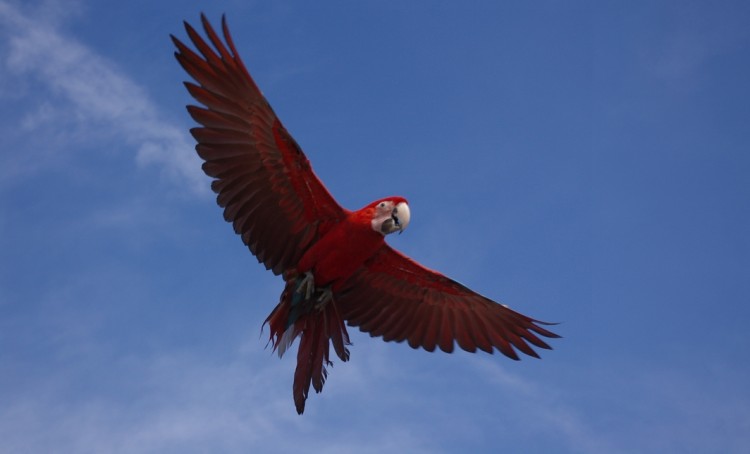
[[172, 15, 560, 415]]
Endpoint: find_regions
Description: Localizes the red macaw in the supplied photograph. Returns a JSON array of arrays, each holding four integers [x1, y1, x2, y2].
[[172, 15, 559, 415]]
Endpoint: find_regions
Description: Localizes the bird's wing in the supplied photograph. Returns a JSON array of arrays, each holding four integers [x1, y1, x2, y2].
[[172, 15, 346, 275], [336, 245, 560, 359]]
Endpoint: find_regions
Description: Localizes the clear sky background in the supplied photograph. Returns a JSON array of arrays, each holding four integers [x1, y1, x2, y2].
[[1, 1, 749, 452]]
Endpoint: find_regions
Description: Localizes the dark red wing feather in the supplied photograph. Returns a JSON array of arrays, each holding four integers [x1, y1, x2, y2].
[[172, 15, 345, 275], [336, 246, 560, 360]]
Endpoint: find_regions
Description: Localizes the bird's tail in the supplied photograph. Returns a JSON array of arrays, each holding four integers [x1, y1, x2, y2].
[[263, 271, 351, 414]]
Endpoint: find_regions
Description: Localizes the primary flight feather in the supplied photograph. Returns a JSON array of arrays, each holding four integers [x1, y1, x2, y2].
[[172, 14, 559, 415]]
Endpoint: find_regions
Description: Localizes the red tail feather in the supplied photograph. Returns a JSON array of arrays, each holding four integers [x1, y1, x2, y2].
[[264, 275, 351, 414]]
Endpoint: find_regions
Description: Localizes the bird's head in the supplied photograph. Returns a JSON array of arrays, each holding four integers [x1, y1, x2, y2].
[[369, 197, 410, 236]]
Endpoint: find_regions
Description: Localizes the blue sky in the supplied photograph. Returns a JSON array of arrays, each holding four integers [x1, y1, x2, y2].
[[1, 0, 749, 452]]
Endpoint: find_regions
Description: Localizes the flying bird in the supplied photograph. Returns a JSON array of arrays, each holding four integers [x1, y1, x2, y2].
[[172, 15, 560, 415]]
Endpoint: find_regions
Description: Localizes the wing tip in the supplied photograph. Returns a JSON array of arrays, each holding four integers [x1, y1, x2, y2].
[[531, 319, 563, 339]]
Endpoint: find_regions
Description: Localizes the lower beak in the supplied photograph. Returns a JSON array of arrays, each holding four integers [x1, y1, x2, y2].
[[380, 218, 401, 235]]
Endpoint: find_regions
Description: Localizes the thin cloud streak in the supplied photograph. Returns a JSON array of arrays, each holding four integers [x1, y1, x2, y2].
[[470, 355, 750, 454], [468, 357, 615, 454], [0, 0, 204, 193], [0, 343, 439, 453]]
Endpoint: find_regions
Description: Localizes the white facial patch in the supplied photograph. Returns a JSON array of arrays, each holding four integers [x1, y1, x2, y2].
[[371, 200, 411, 235]]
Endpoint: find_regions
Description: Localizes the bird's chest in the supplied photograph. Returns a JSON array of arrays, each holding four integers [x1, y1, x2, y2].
[[297, 219, 384, 288]]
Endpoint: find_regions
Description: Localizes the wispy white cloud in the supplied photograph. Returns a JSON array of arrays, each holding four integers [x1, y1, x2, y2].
[[0, 0, 204, 193], [0, 351, 288, 453], [469, 355, 750, 454], [0, 340, 440, 453], [465, 357, 616, 453]]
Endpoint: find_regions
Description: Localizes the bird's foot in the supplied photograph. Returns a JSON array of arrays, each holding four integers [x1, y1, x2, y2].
[[296, 271, 315, 300], [314, 287, 333, 311], [295, 272, 332, 310]]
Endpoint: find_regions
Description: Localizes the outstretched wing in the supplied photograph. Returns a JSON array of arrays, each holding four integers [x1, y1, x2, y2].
[[337, 246, 560, 360], [172, 15, 346, 275]]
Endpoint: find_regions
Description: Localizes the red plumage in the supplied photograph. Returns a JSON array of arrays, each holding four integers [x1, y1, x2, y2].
[[173, 15, 560, 414]]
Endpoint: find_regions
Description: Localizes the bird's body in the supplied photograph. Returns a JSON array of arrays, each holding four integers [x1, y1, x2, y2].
[[173, 15, 559, 414], [298, 201, 394, 289]]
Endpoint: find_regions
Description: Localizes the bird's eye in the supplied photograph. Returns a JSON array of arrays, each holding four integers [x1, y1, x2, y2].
[[379, 202, 385, 208]]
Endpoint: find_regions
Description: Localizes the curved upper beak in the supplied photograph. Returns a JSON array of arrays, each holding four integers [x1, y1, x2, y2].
[[391, 202, 411, 235], [377, 201, 411, 235]]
